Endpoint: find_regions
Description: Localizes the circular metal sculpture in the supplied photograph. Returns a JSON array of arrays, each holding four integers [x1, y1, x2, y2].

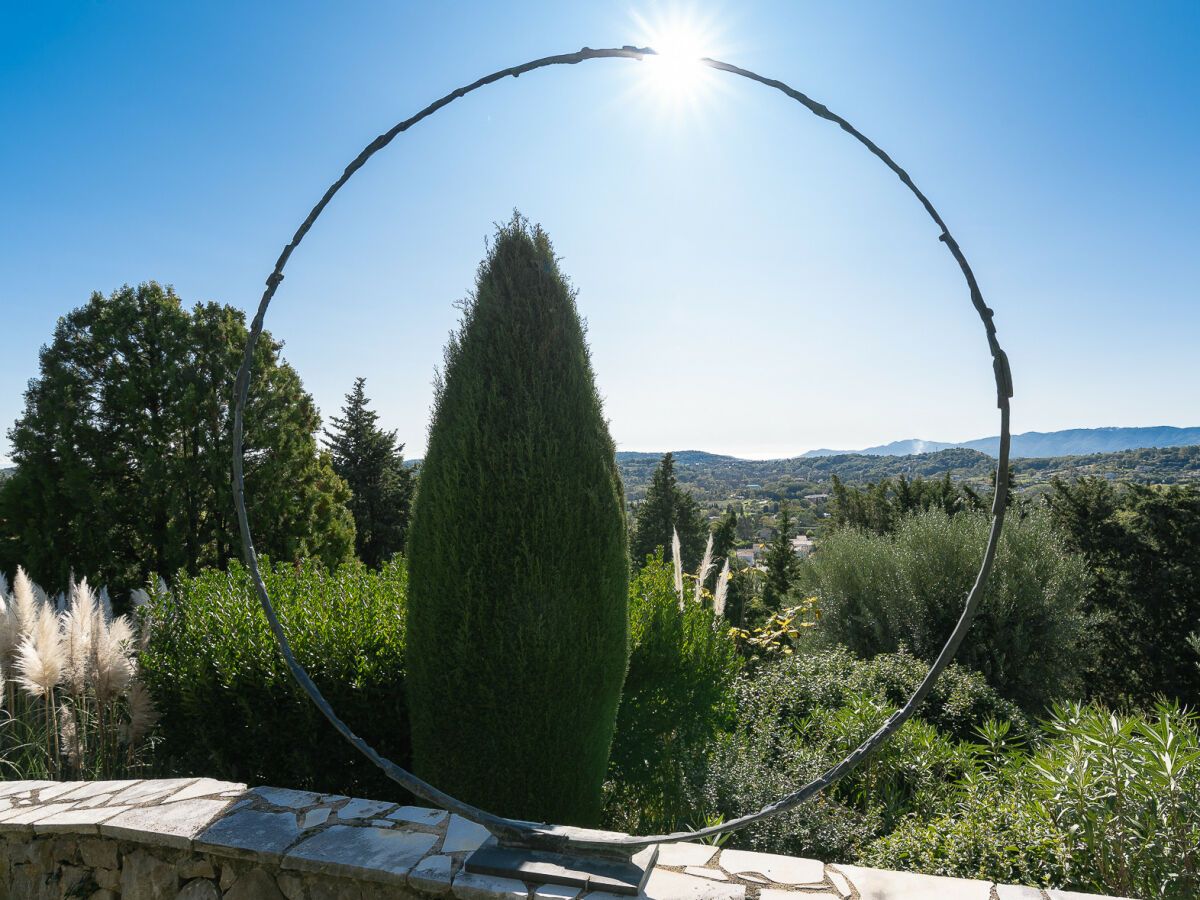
[[232, 44, 1013, 879]]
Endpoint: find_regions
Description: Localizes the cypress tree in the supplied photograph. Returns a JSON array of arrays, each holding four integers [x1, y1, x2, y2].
[[405, 214, 629, 826], [763, 499, 800, 610]]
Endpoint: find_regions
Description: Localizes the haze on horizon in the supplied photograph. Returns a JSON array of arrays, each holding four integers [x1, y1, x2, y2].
[[2, 2, 1197, 467]]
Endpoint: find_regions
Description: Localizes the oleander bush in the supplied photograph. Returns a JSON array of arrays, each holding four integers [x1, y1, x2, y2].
[[864, 700, 1200, 898], [1028, 700, 1200, 899], [139, 557, 410, 800], [801, 508, 1094, 711]]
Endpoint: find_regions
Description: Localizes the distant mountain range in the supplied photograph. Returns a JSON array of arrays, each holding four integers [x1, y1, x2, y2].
[[799, 426, 1200, 460]]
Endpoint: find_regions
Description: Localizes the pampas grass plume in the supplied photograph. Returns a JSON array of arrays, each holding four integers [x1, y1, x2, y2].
[[694, 532, 714, 605], [671, 528, 684, 609], [13, 566, 40, 641], [124, 680, 158, 746], [93, 615, 136, 708], [15, 602, 65, 698], [713, 559, 731, 622], [62, 578, 98, 697], [0, 593, 17, 679]]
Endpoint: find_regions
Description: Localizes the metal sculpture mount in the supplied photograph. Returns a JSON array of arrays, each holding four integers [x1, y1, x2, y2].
[[231, 46, 1013, 896]]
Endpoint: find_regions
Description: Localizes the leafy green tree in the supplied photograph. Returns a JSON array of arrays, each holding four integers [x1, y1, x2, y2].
[[630, 452, 706, 571], [324, 378, 415, 569], [0, 283, 354, 597], [762, 499, 800, 609], [1046, 477, 1200, 707], [405, 215, 629, 826]]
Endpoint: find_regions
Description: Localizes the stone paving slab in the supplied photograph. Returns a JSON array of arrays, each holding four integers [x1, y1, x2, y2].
[[641, 868, 746, 900], [410, 853, 456, 894], [654, 842, 718, 868], [283, 823, 437, 883], [0, 779, 1134, 900], [836, 863, 993, 900], [453, 870, 529, 900], [995, 885, 1045, 900], [717, 847, 824, 885], [390, 805, 450, 827], [102, 797, 232, 848], [338, 797, 397, 821], [442, 814, 493, 853], [33, 803, 134, 834], [195, 806, 302, 861], [533, 883, 581, 900]]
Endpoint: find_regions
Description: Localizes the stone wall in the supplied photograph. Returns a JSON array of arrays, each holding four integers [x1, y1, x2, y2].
[[0, 779, 1124, 900]]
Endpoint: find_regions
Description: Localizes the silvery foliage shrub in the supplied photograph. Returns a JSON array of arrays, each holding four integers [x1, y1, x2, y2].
[[802, 508, 1094, 711]]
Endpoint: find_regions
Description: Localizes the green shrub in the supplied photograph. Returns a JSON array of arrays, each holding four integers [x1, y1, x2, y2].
[[139, 557, 410, 800], [604, 551, 740, 834], [861, 773, 1072, 888], [1028, 700, 1200, 899], [406, 215, 629, 826], [698, 719, 882, 862], [735, 645, 1028, 745], [692, 648, 1005, 861], [865, 701, 1200, 898], [801, 508, 1094, 711]]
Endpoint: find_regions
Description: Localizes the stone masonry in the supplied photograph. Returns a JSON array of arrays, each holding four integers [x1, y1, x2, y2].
[[0, 779, 1126, 900]]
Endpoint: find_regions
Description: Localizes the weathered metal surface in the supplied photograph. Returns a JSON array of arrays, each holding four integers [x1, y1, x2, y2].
[[232, 44, 1013, 861]]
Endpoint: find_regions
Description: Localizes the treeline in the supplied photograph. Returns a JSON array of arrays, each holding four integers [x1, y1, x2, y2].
[[0, 283, 413, 600], [617, 443, 1200, 505]]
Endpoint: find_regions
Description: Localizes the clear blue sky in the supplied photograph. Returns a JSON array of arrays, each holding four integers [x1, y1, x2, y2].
[[2, 1, 1197, 465]]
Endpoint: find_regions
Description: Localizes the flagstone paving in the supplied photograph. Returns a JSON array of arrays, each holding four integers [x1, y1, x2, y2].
[[0, 779, 1133, 899]]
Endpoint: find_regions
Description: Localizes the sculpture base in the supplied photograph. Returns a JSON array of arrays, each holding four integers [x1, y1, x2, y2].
[[466, 839, 658, 896]]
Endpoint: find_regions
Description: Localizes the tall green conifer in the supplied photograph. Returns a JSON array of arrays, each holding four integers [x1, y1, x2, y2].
[[629, 452, 706, 572], [406, 215, 629, 826], [324, 378, 414, 569]]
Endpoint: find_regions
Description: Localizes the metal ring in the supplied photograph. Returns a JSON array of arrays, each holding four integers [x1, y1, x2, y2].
[[232, 45, 1013, 854]]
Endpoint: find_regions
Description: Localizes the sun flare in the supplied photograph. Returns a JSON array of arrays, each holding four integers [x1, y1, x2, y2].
[[631, 9, 724, 114]]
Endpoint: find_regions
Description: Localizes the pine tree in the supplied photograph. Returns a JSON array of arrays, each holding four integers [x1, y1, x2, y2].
[[630, 453, 706, 572], [762, 498, 800, 610], [405, 214, 629, 826], [324, 378, 415, 569]]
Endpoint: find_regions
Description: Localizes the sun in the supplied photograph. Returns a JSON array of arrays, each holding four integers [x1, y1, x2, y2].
[[630, 8, 724, 114]]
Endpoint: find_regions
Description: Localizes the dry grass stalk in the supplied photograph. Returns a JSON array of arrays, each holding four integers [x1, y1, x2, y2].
[[714, 559, 731, 622], [672, 528, 684, 609], [694, 532, 714, 606]]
